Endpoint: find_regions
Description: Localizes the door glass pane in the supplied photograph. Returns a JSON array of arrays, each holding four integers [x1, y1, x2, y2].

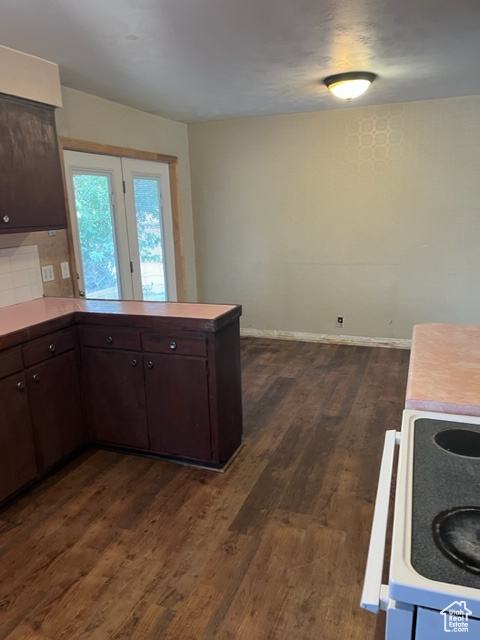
[[72, 173, 121, 299], [132, 177, 167, 301]]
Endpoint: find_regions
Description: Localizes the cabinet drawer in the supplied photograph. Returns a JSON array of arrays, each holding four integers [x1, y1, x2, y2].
[[80, 327, 141, 351], [23, 329, 76, 367], [0, 348, 23, 380], [142, 333, 207, 357]]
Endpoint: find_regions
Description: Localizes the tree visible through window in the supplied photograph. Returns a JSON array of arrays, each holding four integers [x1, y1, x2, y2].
[[73, 174, 119, 298]]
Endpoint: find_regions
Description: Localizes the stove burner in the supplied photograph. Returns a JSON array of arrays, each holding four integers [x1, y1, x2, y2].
[[433, 507, 480, 574], [434, 429, 480, 457]]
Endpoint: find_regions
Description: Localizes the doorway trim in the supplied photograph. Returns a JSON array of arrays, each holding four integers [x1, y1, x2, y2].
[[59, 137, 186, 301]]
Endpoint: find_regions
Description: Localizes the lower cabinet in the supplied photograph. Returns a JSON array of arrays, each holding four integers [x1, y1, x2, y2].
[[26, 349, 85, 473], [0, 308, 242, 507], [82, 349, 149, 449], [0, 371, 38, 502], [145, 354, 211, 461]]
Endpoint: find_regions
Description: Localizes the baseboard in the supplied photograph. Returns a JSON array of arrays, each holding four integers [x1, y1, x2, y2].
[[240, 327, 411, 349]]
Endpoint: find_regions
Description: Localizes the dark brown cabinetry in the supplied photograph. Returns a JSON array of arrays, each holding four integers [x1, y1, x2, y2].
[[145, 354, 211, 461], [80, 326, 148, 448], [79, 320, 242, 466], [0, 94, 67, 233], [0, 303, 242, 507], [0, 350, 38, 503], [23, 329, 85, 473], [83, 349, 148, 448]]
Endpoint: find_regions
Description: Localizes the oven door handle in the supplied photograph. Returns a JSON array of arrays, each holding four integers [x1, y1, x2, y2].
[[360, 429, 400, 613]]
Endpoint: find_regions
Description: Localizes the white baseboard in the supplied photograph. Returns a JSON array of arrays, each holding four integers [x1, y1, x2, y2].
[[240, 327, 411, 349]]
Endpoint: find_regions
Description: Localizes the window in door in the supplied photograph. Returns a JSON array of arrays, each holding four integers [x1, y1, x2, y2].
[[63, 151, 177, 301]]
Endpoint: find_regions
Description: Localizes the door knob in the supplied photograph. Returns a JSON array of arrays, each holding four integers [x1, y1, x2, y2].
[[2, 215, 10, 223], [146, 360, 154, 369], [106, 336, 113, 345], [32, 373, 40, 383], [17, 381, 25, 390], [169, 341, 177, 351], [49, 344, 56, 353], [131, 359, 138, 367]]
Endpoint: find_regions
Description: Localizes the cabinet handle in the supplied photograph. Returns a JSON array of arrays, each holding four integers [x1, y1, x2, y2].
[[2, 215, 10, 223], [106, 336, 113, 345], [49, 344, 56, 353], [17, 381, 25, 390], [131, 359, 138, 367], [169, 341, 177, 351], [32, 373, 40, 383], [146, 360, 154, 369]]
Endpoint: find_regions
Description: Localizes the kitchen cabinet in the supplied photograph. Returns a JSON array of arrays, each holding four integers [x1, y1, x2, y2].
[[80, 326, 148, 448], [145, 353, 211, 461], [0, 299, 243, 508], [0, 94, 67, 233], [24, 329, 85, 473], [82, 348, 148, 448], [80, 322, 242, 465], [0, 349, 38, 503]]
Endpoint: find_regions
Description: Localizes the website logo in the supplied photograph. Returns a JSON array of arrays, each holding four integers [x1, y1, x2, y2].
[[440, 601, 472, 633]]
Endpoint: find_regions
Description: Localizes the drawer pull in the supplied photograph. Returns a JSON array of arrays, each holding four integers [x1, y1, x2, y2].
[[131, 359, 138, 367], [17, 381, 25, 390], [169, 341, 177, 351], [146, 360, 154, 370], [32, 373, 40, 383], [106, 336, 114, 345], [2, 215, 10, 223], [49, 344, 56, 353]]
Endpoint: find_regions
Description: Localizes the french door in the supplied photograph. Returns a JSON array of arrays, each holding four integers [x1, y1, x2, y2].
[[63, 151, 177, 301]]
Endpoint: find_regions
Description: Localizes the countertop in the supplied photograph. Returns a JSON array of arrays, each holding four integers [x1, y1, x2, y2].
[[0, 297, 239, 340], [405, 323, 480, 416]]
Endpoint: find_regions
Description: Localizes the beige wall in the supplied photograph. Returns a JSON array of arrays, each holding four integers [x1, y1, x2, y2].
[[189, 97, 480, 339], [56, 87, 197, 301]]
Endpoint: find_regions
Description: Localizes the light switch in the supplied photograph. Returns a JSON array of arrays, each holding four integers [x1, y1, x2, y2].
[[61, 261, 70, 279], [41, 265, 55, 282]]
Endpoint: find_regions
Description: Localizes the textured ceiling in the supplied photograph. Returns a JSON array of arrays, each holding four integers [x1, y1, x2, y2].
[[0, 0, 479, 123]]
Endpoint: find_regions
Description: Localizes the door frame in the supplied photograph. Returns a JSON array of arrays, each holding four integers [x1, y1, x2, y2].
[[59, 137, 186, 301]]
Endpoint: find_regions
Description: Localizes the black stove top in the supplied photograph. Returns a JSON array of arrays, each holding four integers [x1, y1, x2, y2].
[[411, 418, 480, 589]]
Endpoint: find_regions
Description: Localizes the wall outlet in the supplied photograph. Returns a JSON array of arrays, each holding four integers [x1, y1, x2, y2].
[[337, 316, 344, 328], [61, 261, 70, 279], [41, 265, 55, 282], [47, 230, 56, 237]]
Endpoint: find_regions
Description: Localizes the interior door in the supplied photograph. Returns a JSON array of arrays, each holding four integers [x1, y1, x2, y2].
[[63, 151, 176, 301]]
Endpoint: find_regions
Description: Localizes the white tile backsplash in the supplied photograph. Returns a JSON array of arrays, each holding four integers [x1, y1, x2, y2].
[[0, 245, 43, 308]]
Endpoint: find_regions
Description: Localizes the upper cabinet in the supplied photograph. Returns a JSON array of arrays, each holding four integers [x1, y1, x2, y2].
[[0, 94, 67, 234]]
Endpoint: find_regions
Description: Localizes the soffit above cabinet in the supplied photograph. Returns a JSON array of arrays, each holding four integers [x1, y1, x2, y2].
[[0, 44, 61, 107]]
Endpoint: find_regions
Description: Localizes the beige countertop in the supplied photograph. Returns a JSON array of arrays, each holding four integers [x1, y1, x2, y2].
[[405, 323, 480, 417], [0, 297, 239, 339]]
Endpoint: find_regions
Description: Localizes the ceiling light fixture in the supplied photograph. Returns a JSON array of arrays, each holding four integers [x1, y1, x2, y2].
[[323, 72, 377, 101]]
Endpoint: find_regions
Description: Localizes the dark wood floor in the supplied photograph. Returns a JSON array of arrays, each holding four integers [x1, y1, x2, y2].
[[0, 338, 409, 640]]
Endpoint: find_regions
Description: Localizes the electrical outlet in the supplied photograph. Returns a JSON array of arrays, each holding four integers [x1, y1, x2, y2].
[[47, 230, 56, 237], [41, 265, 55, 283], [337, 316, 344, 328], [61, 261, 70, 279]]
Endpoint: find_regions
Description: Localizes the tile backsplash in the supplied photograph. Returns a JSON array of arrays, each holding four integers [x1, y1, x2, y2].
[[0, 245, 43, 308]]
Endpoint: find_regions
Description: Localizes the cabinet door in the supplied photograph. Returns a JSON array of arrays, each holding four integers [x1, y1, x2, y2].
[[0, 372, 38, 502], [83, 349, 148, 449], [145, 354, 212, 461], [0, 95, 67, 233], [27, 350, 85, 473]]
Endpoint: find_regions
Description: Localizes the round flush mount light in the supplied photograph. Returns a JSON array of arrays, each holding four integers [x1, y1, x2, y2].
[[323, 72, 377, 101]]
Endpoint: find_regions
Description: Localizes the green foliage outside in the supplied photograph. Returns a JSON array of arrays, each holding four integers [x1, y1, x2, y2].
[[73, 174, 164, 298]]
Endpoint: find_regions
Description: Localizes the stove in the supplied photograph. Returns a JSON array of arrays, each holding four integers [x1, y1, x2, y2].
[[361, 410, 480, 639]]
